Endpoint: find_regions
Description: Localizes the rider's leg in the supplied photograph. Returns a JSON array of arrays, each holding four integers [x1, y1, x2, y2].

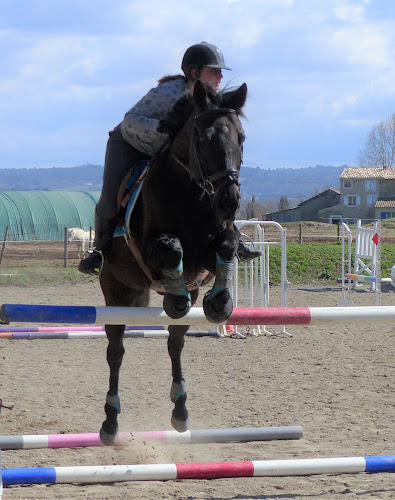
[[234, 224, 263, 263], [78, 125, 149, 274], [78, 209, 116, 273]]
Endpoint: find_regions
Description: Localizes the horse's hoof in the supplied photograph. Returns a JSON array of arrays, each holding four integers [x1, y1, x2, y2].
[[171, 412, 190, 433], [163, 294, 191, 319], [203, 290, 233, 323], [99, 422, 119, 446]]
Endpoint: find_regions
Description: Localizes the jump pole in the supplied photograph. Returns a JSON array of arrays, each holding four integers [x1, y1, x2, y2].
[[2, 455, 394, 485], [0, 330, 220, 340], [0, 426, 303, 450], [0, 325, 164, 333], [2, 304, 395, 326]]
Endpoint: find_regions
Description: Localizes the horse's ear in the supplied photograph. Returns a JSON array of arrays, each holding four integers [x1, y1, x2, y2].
[[228, 83, 248, 111], [193, 80, 211, 112]]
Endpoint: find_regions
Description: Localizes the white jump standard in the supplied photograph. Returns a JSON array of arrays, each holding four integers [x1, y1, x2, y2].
[[2, 303, 395, 326]]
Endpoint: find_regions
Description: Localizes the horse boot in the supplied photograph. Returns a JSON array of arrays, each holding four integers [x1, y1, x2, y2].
[[78, 213, 117, 274]]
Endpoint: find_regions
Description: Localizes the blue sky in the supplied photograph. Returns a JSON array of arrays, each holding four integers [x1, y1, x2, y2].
[[0, 0, 394, 169]]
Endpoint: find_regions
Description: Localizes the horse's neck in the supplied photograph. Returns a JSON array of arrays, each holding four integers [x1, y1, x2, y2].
[[171, 131, 190, 164]]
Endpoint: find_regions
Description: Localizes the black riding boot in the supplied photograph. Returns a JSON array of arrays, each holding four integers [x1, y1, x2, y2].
[[78, 213, 117, 274], [235, 225, 263, 263]]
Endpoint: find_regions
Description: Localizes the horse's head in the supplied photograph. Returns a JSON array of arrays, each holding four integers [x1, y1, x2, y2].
[[189, 80, 247, 222]]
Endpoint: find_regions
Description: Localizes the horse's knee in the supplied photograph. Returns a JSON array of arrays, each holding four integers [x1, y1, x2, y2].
[[216, 229, 238, 262], [156, 234, 183, 269]]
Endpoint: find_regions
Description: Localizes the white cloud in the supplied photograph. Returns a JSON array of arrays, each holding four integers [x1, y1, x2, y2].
[[331, 25, 392, 68], [334, 3, 365, 22]]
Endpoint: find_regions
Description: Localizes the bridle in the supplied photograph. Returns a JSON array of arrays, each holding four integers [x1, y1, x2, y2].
[[191, 107, 242, 196], [171, 107, 243, 197]]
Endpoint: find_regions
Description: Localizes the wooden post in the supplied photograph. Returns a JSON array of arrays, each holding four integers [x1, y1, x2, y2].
[[64, 227, 68, 268], [299, 223, 303, 244], [0, 226, 9, 266]]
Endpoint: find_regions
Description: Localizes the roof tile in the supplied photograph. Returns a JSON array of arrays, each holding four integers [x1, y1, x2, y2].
[[340, 167, 395, 179]]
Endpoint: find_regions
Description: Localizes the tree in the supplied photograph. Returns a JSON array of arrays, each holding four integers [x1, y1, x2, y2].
[[358, 113, 395, 168], [239, 195, 268, 220], [278, 195, 290, 211]]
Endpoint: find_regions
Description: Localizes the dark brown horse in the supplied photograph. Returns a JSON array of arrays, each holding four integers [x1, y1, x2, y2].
[[99, 80, 247, 445]]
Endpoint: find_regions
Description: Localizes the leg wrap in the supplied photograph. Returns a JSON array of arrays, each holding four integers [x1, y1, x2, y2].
[[210, 254, 233, 297], [106, 393, 121, 413], [170, 380, 187, 403], [163, 260, 191, 299]]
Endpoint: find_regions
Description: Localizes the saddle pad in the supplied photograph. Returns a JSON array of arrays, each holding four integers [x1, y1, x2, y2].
[[113, 160, 150, 238]]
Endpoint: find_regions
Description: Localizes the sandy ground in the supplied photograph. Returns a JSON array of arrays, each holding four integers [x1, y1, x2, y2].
[[0, 280, 394, 499]]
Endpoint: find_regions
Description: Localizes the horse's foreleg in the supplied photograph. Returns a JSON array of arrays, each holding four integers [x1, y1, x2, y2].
[[100, 325, 125, 445], [203, 227, 238, 323], [151, 234, 191, 319]]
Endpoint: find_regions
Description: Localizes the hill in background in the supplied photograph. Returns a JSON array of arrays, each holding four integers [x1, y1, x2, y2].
[[0, 164, 103, 191], [0, 163, 345, 206]]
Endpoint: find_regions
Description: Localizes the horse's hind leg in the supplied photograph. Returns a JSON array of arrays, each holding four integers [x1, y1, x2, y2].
[[100, 323, 125, 445], [167, 288, 198, 431], [99, 266, 150, 445]]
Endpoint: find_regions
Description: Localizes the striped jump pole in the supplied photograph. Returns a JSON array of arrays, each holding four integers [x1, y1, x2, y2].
[[0, 325, 163, 333], [2, 304, 395, 327], [345, 273, 394, 284], [0, 330, 219, 340], [0, 426, 303, 450], [2, 455, 394, 485]]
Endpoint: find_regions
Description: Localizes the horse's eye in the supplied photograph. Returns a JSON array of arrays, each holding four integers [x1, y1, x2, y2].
[[238, 134, 245, 145]]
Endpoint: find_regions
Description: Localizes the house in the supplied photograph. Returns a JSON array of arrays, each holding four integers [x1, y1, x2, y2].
[[265, 188, 340, 223], [319, 166, 395, 223]]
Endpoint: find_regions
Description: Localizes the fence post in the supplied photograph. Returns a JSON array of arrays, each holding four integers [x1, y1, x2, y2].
[[89, 226, 94, 249], [64, 227, 68, 268], [0, 226, 9, 266], [298, 223, 303, 244]]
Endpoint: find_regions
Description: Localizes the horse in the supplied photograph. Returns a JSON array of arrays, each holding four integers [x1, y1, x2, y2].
[[99, 80, 247, 445], [67, 228, 95, 258]]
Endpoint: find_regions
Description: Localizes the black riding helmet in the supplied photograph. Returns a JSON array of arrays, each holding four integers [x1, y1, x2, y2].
[[181, 42, 231, 79]]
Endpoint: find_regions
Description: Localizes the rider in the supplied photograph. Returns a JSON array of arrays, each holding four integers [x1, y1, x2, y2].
[[79, 41, 262, 274]]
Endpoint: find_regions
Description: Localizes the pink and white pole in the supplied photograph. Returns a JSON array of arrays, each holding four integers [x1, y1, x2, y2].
[[0, 426, 303, 450]]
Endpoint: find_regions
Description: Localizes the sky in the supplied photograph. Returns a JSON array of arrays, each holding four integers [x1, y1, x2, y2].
[[0, 0, 394, 170]]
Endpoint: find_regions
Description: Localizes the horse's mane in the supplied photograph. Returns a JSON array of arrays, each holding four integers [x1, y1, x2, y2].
[[158, 83, 246, 140]]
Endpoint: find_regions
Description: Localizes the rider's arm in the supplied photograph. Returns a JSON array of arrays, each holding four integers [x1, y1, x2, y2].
[[120, 79, 188, 156]]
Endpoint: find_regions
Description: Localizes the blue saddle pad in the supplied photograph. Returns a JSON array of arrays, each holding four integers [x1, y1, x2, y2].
[[113, 160, 150, 238]]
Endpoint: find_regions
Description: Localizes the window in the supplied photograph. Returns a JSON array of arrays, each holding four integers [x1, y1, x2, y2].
[[365, 180, 376, 191], [344, 195, 360, 206], [381, 211, 395, 220], [367, 195, 378, 206], [344, 180, 352, 189]]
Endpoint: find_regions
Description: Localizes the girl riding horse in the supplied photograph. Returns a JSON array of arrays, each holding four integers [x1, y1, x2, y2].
[[78, 41, 261, 275]]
